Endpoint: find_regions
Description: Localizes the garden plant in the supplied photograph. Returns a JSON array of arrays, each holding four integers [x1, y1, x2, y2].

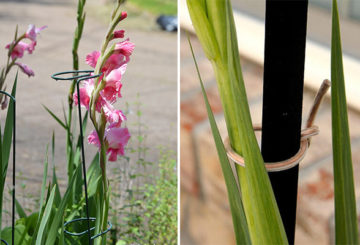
[[0, 0, 177, 244], [187, 0, 359, 244]]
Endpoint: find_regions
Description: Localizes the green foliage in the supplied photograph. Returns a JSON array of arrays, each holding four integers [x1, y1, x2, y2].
[[330, 0, 359, 243], [0, 74, 17, 239], [114, 150, 177, 245], [188, 37, 251, 244], [127, 0, 177, 15], [187, 0, 287, 244]]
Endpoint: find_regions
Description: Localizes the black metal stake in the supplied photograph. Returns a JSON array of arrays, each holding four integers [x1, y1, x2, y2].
[[0, 91, 16, 245], [261, 0, 308, 244], [75, 73, 103, 245], [76, 80, 92, 245], [52, 70, 112, 244]]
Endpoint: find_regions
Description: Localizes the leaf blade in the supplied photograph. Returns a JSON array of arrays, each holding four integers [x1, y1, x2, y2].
[[331, 0, 359, 243], [189, 36, 251, 245]]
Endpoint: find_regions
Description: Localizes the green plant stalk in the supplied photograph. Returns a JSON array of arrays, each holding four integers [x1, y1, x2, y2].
[[331, 0, 359, 244], [189, 37, 251, 244], [187, 0, 288, 244], [66, 0, 86, 184], [89, 3, 126, 243]]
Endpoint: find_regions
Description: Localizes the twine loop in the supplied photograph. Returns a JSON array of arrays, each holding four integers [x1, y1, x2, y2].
[[224, 79, 330, 172]]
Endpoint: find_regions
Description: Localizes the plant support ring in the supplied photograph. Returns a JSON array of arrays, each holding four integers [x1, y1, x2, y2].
[[225, 79, 331, 172]]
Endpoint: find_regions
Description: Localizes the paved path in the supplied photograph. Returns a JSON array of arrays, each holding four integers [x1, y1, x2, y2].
[[0, 0, 177, 194]]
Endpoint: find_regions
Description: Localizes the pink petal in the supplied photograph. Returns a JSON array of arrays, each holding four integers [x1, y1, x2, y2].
[[26, 24, 37, 41], [26, 41, 36, 54], [73, 87, 90, 109], [88, 130, 101, 149], [36, 25, 47, 33], [103, 104, 126, 127], [104, 126, 130, 161], [5, 41, 28, 59], [26, 24, 47, 42], [102, 65, 126, 102], [15, 62, 34, 77], [106, 64, 126, 83], [107, 149, 121, 162], [114, 40, 135, 58], [101, 54, 127, 75], [105, 127, 130, 148], [86, 51, 100, 68]]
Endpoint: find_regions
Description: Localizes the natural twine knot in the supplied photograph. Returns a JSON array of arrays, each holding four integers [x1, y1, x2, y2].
[[224, 79, 331, 172]]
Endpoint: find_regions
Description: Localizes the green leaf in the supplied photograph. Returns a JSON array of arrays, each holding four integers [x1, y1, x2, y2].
[[36, 185, 56, 245], [189, 37, 251, 245], [224, 1, 287, 244], [42, 105, 67, 130], [51, 133, 61, 205], [186, 0, 220, 61], [1, 224, 27, 244], [15, 197, 27, 218], [2, 73, 17, 178], [187, 0, 288, 243], [331, 0, 359, 244], [45, 165, 81, 244], [38, 146, 49, 224]]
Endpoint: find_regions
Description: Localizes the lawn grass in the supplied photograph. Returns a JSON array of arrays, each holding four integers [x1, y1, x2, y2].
[[128, 0, 177, 16], [87, 0, 177, 31]]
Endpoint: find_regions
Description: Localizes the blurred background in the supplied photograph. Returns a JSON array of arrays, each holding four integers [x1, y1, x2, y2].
[[180, 0, 360, 244], [0, 0, 177, 238]]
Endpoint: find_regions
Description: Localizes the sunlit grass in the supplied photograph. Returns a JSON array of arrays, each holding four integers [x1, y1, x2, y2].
[[129, 0, 177, 15]]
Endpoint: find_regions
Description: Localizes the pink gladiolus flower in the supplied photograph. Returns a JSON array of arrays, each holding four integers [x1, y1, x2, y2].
[[88, 130, 101, 149], [5, 41, 34, 59], [101, 101, 126, 127], [101, 53, 127, 75], [15, 62, 34, 77], [102, 64, 126, 102], [73, 78, 109, 112], [114, 40, 135, 59], [26, 24, 47, 42], [73, 79, 94, 109], [86, 51, 100, 68], [113, 30, 125, 39], [27, 41, 36, 54], [88, 126, 130, 161], [105, 126, 130, 161]]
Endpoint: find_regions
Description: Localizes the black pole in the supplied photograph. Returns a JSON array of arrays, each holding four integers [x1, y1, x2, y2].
[[76, 81, 92, 245], [261, 0, 308, 244]]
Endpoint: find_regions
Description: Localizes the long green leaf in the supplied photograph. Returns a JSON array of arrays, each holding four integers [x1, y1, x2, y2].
[[2, 74, 17, 178], [46, 164, 81, 244], [37, 146, 49, 225], [15, 197, 27, 218], [331, 0, 359, 244], [51, 132, 61, 205], [189, 38, 251, 245], [1, 75, 17, 236], [225, 1, 287, 244], [187, 0, 288, 244], [43, 105, 67, 130], [36, 185, 56, 245]]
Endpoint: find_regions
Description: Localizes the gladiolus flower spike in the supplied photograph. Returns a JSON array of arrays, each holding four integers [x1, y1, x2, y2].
[[76, 12, 133, 162], [1, 24, 46, 109]]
